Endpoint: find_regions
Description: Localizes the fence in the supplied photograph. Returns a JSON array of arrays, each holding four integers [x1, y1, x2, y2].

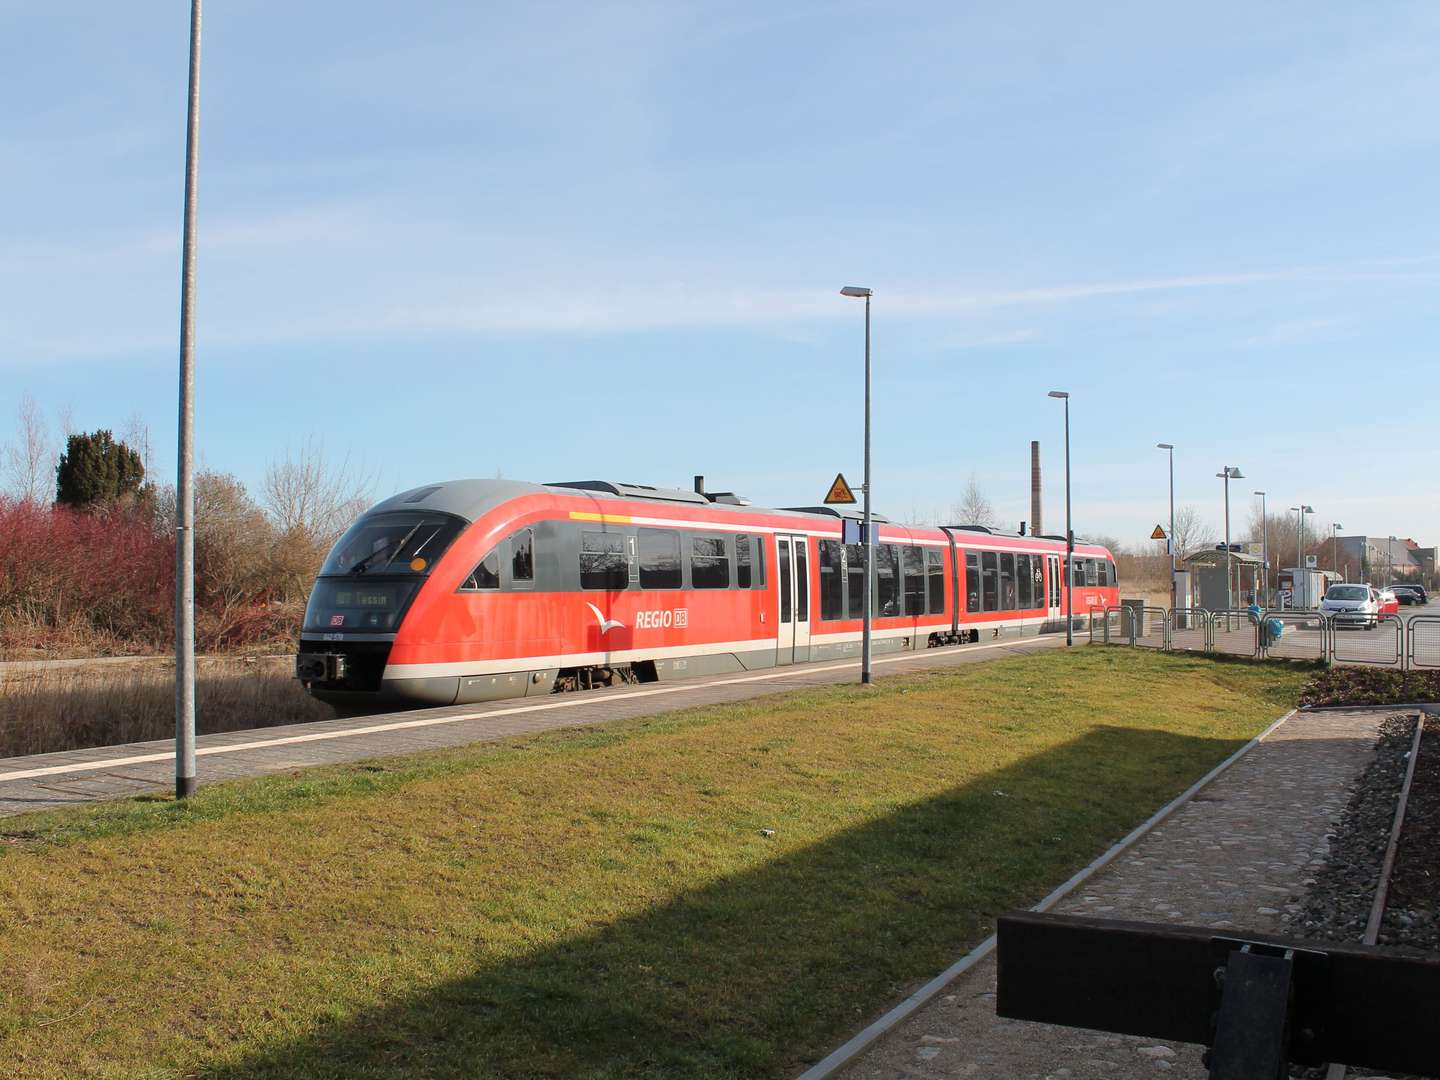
[[1093, 607, 1437, 670], [1408, 616, 1440, 670]]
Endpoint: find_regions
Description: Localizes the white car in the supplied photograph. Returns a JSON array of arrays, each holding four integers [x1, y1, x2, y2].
[[1320, 584, 1378, 629]]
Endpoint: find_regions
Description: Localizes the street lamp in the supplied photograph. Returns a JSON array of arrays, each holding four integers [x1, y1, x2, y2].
[[1289, 505, 1314, 605], [1157, 444, 1175, 609], [840, 285, 873, 684], [1253, 490, 1268, 606], [1049, 391, 1072, 645], [1388, 534, 1396, 587], [1331, 523, 1343, 579], [174, 0, 203, 799], [1216, 466, 1244, 609]]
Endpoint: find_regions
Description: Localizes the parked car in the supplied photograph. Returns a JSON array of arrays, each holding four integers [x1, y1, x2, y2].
[[1375, 588, 1401, 616], [1392, 585, 1428, 606], [1320, 584, 1379, 628]]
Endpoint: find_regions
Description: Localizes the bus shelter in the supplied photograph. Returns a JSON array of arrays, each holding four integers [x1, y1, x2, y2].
[[1181, 548, 1266, 611]]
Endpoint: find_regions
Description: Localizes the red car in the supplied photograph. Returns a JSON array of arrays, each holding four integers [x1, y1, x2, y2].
[[1375, 587, 1400, 616]]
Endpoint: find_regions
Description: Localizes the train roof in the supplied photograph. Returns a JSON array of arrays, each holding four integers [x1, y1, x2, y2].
[[365, 478, 1111, 551]]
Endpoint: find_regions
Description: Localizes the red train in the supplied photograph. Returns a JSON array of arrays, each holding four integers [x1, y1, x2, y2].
[[296, 479, 1119, 710]]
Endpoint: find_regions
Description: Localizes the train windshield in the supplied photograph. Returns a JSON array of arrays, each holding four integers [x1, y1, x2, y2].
[[319, 512, 465, 577]]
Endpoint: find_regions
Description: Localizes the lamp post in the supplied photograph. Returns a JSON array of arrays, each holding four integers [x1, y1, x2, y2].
[[174, 0, 203, 799], [1332, 523, 1343, 579], [1289, 504, 1313, 605], [1253, 490, 1268, 606], [1216, 466, 1244, 609], [1388, 534, 1396, 586], [840, 286, 873, 684], [1157, 444, 1175, 609], [1049, 391, 1072, 645]]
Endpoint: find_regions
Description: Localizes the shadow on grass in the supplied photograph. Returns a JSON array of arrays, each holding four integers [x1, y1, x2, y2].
[[201, 725, 1243, 1080]]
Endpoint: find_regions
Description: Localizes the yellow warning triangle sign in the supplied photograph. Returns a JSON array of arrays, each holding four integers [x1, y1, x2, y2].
[[1151, 524, 1167, 540], [824, 472, 857, 505]]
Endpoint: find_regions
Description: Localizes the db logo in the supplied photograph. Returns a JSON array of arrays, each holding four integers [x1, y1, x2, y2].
[[330, 614, 345, 626]]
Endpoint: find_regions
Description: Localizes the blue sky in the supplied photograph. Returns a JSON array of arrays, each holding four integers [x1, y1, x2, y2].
[[3, 2, 1438, 549]]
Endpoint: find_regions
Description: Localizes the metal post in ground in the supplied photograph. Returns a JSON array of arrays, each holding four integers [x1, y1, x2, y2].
[[174, 0, 203, 799]]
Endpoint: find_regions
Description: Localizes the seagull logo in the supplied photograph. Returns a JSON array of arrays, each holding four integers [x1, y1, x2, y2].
[[585, 602, 626, 634]]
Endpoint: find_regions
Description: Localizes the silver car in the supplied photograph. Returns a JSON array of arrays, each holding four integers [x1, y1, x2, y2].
[[1320, 584, 1378, 629]]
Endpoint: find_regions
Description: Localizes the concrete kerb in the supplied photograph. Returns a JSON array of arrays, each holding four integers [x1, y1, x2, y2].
[[793, 707, 1301, 1080]]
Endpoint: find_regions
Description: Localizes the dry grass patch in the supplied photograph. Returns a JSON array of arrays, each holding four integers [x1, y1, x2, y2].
[[0, 649, 1305, 1078], [0, 657, 329, 758]]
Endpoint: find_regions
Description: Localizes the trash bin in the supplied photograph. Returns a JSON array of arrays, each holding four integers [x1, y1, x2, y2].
[[1120, 598, 1146, 640]]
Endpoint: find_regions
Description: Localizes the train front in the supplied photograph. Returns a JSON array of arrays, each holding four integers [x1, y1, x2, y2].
[[295, 508, 466, 711]]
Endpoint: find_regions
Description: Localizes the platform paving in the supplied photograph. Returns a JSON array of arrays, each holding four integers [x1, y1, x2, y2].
[[841, 707, 1388, 1080], [0, 635, 1059, 817]]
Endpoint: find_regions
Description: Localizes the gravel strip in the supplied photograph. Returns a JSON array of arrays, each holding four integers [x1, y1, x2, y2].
[[1383, 714, 1439, 953], [1288, 712, 1417, 946]]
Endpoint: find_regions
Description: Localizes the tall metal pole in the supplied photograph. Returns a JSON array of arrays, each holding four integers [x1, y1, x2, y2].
[[862, 293, 873, 684], [1063, 397, 1072, 646], [1222, 471, 1232, 610], [175, 0, 202, 799], [1164, 446, 1175, 608], [1255, 491, 1268, 606]]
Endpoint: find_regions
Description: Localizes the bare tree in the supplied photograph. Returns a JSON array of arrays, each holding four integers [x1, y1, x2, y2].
[[949, 473, 995, 527], [122, 410, 154, 481], [3, 394, 56, 504], [261, 439, 374, 600], [1168, 504, 1216, 560], [262, 437, 374, 545]]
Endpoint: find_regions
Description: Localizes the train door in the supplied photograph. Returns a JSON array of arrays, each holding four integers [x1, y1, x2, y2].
[[1047, 554, 1062, 629], [775, 535, 812, 665]]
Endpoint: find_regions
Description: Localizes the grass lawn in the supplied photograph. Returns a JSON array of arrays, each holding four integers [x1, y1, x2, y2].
[[0, 648, 1306, 1079]]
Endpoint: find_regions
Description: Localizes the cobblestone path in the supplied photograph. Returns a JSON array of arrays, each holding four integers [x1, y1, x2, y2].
[[843, 708, 1387, 1080]]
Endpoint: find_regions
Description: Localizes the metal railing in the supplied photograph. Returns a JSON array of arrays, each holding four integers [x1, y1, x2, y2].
[[1208, 609, 1261, 658], [1260, 609, 1328, 664], [1329, 612, 1404, 667], [1085, 607, 1440, 671], [1408, 616, 1440, 670], [1167, 608, 1212, 654]]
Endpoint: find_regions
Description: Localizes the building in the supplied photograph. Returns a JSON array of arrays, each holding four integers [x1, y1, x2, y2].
[[1314, 535, 1427, 585]]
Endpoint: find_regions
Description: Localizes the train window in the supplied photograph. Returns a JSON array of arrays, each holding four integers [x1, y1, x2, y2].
[[845, 543, 865, 618], [638, 528, 682, 589], [460, 547, 500, 590], [1050, 558, 1061, 608], [1085, 559, 1098, 587], [580, 531, 628, 590], [736, 534, 753, 589], [754, 539, 766, 589], [1000, 552, 1016, 610], [795, 542, 809, 620], [511, 529, 534, 583], [1072, 558, 1085, 587], [691, 536, 730, 589], [320, 511, 464, 578], [982, 551, 999, 611], [902, 546, 925, 616], [966, 552, 980, 613], [876, 544, 899, 616], [819, 540, 844, 620], [1017, 553, 1031, 609], [1108, 559, 1118, 586], [927, 549, 944, 613], [1097, 560, 1109, 587], [778, 540, 792, 623], [1034, 559, 1046, 607]]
